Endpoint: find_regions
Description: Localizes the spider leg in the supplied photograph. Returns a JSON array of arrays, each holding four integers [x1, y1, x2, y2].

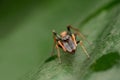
[[53, 30, 67, 52], [51, 30, 56, 56], [71, 34, 77, 46], [56, 44, 62, 63], [51, 30, 61, 56], [58, 41, 66, 52], [52, 30, 66, 63], [79, 40, 90, 58], [51, 39, 56, 56], [67, 25, 91, 45], [67, 26, 77, 46]]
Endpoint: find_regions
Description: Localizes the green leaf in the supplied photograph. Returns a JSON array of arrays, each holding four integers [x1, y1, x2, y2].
[[20, 0, 120, 80], [0, 0, 120, 80]]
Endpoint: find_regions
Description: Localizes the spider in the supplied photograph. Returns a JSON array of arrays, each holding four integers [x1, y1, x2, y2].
[[51, 25, 90, 63]]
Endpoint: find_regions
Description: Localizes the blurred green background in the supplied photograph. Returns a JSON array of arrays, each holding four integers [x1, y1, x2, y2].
[[0, 0, 119, 80]]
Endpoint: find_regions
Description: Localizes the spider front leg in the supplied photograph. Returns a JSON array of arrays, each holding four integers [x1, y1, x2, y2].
[[51, 30, 57, 56], [52, 30, 65, 63], [51, 30, 62, 55], [67, 25, 91, 45], [67, 26, 77, 46]]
